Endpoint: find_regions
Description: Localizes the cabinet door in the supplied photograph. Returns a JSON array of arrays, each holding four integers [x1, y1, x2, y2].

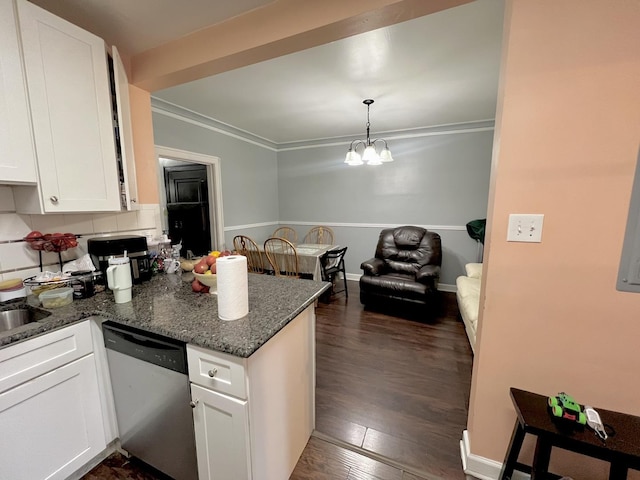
[[191, 384, 252, 480], [0, 0, 37, 184], [16, 0, 120, 212], [0, 354, 107, 480], [112, 46, 138, 210]]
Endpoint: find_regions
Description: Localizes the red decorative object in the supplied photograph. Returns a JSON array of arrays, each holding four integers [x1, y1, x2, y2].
[[23, 231, 78, 253]]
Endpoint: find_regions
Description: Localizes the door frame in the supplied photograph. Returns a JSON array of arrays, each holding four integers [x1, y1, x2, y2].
[[155, 146, 225, 250]]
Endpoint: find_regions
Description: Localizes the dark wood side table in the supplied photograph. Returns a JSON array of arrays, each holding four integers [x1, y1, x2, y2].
[[500, 388, 640, 480]]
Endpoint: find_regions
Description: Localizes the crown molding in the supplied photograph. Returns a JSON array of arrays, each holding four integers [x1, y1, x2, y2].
[[151, 96, 494, 152], [151, 97, 279, 151]]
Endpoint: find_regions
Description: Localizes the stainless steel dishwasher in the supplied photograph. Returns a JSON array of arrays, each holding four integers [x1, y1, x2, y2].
[[103, 321, 198, 480]]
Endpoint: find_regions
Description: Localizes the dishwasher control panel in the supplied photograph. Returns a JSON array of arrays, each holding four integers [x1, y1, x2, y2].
[[102, 321, 187, 374]]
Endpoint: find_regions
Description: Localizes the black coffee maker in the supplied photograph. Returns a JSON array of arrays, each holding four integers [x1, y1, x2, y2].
[[88, 235, 152, 284]]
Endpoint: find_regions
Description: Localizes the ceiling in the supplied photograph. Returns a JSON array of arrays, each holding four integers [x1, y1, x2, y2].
[[28, 0, 504, 145], [28, 0, 276, 56]]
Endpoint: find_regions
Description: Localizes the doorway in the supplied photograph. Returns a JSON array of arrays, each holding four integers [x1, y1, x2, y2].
[[156, 146, 225, 256], [164, 163, 210, 257]]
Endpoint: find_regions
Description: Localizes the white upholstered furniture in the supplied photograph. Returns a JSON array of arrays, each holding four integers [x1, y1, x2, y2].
[[456, 263, 482, 353]]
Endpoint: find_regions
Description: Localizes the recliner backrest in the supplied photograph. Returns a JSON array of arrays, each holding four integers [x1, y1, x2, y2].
[[375, 226, 441, 275]]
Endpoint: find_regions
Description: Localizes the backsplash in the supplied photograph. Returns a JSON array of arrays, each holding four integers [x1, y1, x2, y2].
[[0, 186, 162, 282]]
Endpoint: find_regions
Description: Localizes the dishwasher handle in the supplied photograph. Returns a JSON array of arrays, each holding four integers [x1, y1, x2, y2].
[[110, 328, 176, 350]]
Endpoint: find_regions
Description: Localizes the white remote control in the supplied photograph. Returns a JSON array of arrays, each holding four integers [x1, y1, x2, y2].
[[584, 405, 607, 440]]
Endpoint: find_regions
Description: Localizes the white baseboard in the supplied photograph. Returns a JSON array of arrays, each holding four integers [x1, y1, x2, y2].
[[345, 272, 456, 293], [460, 430, 530, 480], [438, 282, 456, 292]]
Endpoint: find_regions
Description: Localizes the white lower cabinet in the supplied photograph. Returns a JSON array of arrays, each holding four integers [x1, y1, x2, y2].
[[0, 354, 106, 480], [191, 384, 251, 480], [0, 321, 108, 480], [187, 305, 316, 480]]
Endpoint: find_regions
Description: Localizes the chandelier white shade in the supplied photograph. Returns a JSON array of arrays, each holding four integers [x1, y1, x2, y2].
[[345, 99, 394, 166]]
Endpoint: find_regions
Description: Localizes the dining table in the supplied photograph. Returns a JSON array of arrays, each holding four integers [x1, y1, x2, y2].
[[261, 243, 338, 280]]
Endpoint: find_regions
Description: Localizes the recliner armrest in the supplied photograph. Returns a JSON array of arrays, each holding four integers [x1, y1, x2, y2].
[[416, 265, 440, 284], [361, 258, 385, 276]]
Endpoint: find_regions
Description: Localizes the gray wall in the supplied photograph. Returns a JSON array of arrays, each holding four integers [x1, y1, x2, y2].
[[152, 111, 280, 249], [277, 130, 493, 285], [152, 106, 493, 286]]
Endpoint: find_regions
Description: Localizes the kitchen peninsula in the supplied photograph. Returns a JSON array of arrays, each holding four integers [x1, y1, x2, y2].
[[0, 274, 329, 480]]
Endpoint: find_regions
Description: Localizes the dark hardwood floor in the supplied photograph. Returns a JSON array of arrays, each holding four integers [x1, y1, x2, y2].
[[84, 281, 472, 480], [308, 281, 473, 480], [82, 452, 170, 480]]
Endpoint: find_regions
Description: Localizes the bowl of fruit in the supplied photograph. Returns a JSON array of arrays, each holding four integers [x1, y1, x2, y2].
[[191, 250, 232, 294]]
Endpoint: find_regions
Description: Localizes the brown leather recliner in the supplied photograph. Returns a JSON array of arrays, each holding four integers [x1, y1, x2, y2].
[[360, 226, 442, 313]]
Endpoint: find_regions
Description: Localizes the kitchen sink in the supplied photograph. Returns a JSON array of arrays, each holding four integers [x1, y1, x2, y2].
[[0, 308, 51, 333]]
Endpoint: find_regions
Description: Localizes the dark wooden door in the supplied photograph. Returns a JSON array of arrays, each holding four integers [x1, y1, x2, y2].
[[164, 165, 211, 257]]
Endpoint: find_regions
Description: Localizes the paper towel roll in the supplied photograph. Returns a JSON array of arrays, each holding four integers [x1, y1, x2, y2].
[[217, 255, 249, 321]]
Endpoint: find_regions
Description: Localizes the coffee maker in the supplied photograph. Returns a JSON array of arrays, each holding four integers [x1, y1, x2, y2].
[[88, 235, 152, 284]]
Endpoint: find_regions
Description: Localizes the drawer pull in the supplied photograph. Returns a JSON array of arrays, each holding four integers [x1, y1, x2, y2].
[[50, 196, 59, 204], [190, 399, 199, 408], [208, 368, 218, 378]]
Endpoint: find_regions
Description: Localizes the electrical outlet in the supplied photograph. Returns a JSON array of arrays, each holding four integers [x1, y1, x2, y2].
[[507, 214, 544, 243]]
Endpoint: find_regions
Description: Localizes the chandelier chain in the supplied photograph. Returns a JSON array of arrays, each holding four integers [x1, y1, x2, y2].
[[366, 103, 371, 145]]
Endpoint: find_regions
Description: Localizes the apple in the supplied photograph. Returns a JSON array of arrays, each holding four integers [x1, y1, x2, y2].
[[192, 279, 204, 292], [192, 279, 210, 294], [194, 261, 208, 274], [205, 255, 217, 266], [209, 263, 217, 274], [219, 250, 232, 257]]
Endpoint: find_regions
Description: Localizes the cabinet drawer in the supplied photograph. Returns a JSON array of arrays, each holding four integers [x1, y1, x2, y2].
[[187, 344, 247, 399], [0, 321, 92, 394]]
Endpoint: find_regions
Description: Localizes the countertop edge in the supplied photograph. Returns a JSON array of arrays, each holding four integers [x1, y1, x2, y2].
[[1, 275, 330, 358]]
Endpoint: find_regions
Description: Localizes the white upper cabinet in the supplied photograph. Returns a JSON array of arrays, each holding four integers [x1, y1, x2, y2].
[[0, 0, 37, 184], [16, 0, 118, 212], [12, 0, 136, 213]]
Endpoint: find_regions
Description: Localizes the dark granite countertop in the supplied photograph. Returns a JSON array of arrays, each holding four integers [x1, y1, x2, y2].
[[0, 273, 329, 357]]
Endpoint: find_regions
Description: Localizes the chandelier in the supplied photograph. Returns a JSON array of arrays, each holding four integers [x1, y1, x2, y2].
[[344, 99, 394, 166]]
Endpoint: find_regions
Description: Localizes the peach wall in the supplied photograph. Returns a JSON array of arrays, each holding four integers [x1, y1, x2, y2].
[[128, 85, 158, 204], [467, 1, 640, 478]]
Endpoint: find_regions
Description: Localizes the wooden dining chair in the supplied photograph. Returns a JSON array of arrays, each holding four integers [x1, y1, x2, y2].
[[303, 226, 334, 245], [232, 235, 265, 274], [263, 237, 299, 278], [272, 226, 298, 244]]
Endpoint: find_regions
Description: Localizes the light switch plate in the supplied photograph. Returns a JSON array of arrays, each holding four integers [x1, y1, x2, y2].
[[507, 214, 544, 242]]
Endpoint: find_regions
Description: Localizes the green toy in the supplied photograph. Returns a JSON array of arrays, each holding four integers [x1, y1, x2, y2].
[[548, 392, 587, 425]]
